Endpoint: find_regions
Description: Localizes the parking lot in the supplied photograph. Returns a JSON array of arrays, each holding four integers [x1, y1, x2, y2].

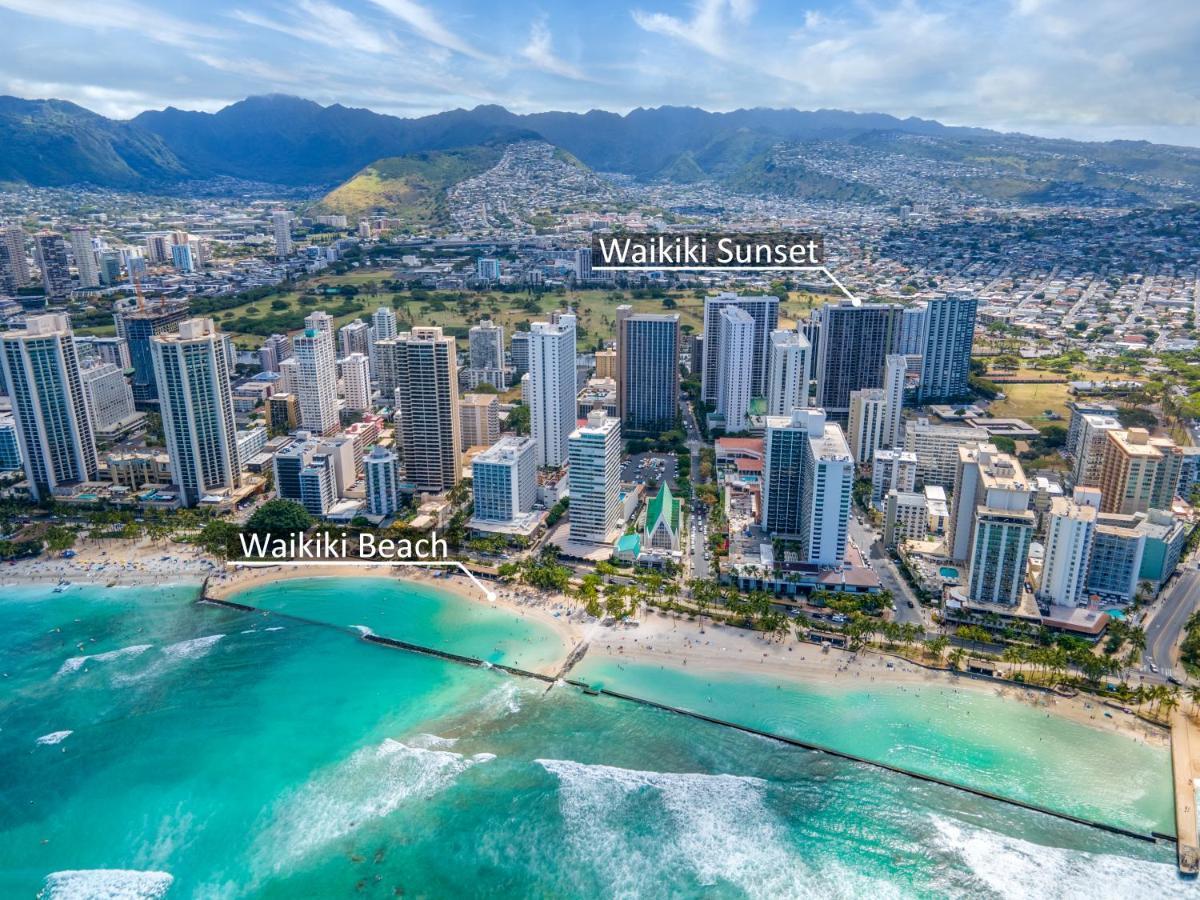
[[621, 453, 677, 490]]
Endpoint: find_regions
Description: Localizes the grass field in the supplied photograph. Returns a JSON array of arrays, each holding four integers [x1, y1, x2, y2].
[[131, 267, 830, 352], [985, 365, 1125, 423]]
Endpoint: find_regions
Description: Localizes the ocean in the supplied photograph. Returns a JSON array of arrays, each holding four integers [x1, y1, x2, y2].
[[0, 578, 1190, 898]]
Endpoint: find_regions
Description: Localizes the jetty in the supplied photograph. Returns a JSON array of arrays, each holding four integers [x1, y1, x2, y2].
[[1170, 710, 1200, 875], [193, 587, 1172, 848]]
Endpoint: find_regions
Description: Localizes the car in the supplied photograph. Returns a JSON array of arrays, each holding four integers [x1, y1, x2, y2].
[[906, 600, 914, 609], [1150, 663, 1159, 673]]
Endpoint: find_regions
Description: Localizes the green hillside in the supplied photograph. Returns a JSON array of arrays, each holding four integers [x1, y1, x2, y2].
[[309, 145, 506, 227]]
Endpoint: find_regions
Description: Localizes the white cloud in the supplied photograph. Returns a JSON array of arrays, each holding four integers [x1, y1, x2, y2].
[[631, 0, 737, 59], [365, 0, 493, 61], [520, 19, 587, 80], [0, 0, 223, 48], [232, 1, 397, 55]]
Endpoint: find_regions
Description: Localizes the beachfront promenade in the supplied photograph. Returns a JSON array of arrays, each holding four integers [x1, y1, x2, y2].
[[1171, 711, 1200, 874]]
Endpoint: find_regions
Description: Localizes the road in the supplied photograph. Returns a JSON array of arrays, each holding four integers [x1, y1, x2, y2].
[[1144, 564, 1200, 680], [848, 512, 925, 629], [680, 394, 711, 582]]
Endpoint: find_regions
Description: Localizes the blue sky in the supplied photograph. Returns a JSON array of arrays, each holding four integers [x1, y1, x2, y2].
[[1, 0, 1199, 144]]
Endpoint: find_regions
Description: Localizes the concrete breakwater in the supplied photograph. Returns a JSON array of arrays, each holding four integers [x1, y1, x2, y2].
[[197, 591, 1172, 848]]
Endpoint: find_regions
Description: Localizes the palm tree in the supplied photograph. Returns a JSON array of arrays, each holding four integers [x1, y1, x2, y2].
[[947, 648, 966, 671], [1189, 685, 1200, 715]]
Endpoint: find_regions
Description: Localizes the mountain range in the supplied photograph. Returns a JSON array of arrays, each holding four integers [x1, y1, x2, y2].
[[4, 93, 1200, 207]]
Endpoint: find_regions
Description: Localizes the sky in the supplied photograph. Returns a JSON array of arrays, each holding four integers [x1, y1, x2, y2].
[[1, 0, 1199, 145]]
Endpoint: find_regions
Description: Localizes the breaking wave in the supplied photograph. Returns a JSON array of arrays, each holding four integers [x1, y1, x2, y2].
[[256, 737, 493, 868], [55, 644, 152, 678], [40, 869, 173, 899], [36, 730, 73, 746], [537, 758, 858, 898], [930, 816, 1188, 898]]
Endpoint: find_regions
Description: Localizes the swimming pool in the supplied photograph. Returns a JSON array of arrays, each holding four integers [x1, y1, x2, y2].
[[939, 566, 960, 579]]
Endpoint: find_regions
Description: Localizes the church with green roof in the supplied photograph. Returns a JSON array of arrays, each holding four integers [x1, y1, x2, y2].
[[644, 482, 681, 552]]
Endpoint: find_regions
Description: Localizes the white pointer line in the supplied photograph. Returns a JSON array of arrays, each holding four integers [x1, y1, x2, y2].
[[590, 265, 858, 304], [230, 560, 496, 601]]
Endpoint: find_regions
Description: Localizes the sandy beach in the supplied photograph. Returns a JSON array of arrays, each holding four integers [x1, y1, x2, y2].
[[593, 607, 1169, 748], [0, 537, 220, 587]]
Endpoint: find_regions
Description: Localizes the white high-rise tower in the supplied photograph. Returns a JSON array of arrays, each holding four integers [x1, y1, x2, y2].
[[0, 314, 98, 500], [529, 316, 577, 468], [293, 327, 339, 435], [151, 318, 241, 507]]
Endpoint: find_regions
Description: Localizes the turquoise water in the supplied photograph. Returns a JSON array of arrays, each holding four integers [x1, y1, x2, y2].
[[222, 575, 569, 672], [575, 658, 1173, 836], [940, 566, 960, 579], [0, 580, 1189, 897]]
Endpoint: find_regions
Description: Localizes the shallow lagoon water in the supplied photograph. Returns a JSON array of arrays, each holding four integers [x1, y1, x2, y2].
[[0, 580, 1188, 897]]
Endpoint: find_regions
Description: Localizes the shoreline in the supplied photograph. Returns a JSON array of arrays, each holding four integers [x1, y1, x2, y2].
[[7, 556, 1169, 748], [204, 563, 590, 676], [591, 609, 1169, 748]]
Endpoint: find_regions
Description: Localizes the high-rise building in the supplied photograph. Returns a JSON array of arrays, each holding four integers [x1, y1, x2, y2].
[[459, 393, 500, 449], [268, 393, 299, 434], [339, 319, 371, 358], [1086, 513, 1146, 602], [813, 301, 902, 423], [1038, 491, 1099, 607], [762, 409, 853, 565], [364, 445, 401, 518], [304, 310, 334, 342], [472, 436, 537, 522], [1098, 428, 1182, 515], [372, 306, 397, 341], [144, 234, 171, 264], [715, 306, 754, 433], [510, 331, 531, 377], [272, 210, 293, 257], [151, 318, 241, 507], [0, 224, 30, 292], [340, 352, 371, 411], [871, 448, 918, 508], [476, 258, 501, 281], [765, 328, 811, 416], [847, 388, 887, 466], [701, 292, 779, 403], [277, 357, 299, 395], [568, 410, 621, 543], [98, 250, 123, 285], [68, 226, 100, 289], [899, 303, 929, 357], [466, 318, 507, 389], [170, 243, 194, 273], [529, 317, 576, 468], [574, 247, 593, 282], [394, 327, 461, 493], [917, 295, 977, 402], [594, 348, 617, 380], [0, 314, 98, 500], [882, 354, 907, 448], [0, 415, 22, 471], [81, 362, 138, 438], [115, 300, 190, 404], [903, 418, 991, 490], [616, 306, 679, 435], [34, 232, 73, 300], [884, 490, 928, 547], [1072, 413, 1122, 486], [292, 328, 340, 436], [948, 445, 1035, 604], [1067, 401, 1119, 458]]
